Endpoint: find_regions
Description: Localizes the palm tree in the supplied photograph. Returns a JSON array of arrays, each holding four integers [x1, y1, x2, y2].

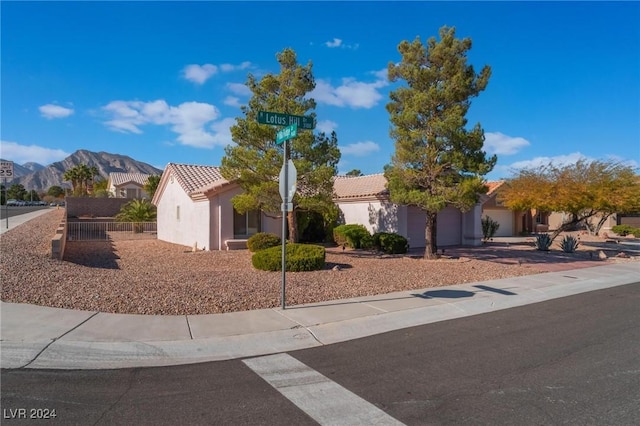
[[63, 167, 80, 194], [115, 199, 157, 232]]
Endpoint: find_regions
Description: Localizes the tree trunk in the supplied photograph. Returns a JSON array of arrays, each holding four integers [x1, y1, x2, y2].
[[287, 210, 298, 243], [424, 211, 438, 259]]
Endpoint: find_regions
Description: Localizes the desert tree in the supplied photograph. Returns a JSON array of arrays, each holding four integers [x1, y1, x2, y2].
[[385, 26, 496, 259], [144, 174, 161, 200], [499, 159, 640, 239], [221, 48, 340, 242]]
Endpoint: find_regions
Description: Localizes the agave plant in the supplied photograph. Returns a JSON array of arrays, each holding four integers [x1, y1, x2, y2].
[[534, 233, 553, 251], [560, 235, 580, 253]]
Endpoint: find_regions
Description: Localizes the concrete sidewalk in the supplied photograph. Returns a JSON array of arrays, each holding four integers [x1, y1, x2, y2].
[[0, 208, 55, 235], [2, 261, 638, 370]]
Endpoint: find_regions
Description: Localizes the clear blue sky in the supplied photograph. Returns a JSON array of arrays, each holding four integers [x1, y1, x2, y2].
[[2, 1, 639, 181]]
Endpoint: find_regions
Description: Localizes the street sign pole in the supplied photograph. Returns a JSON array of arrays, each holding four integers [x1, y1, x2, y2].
[[281, 139, 288, 310]]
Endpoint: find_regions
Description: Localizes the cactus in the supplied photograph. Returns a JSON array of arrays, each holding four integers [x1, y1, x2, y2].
[[481, 216, 500, 241], [560, 235, 580, 253], [534, 233, 553, 251]]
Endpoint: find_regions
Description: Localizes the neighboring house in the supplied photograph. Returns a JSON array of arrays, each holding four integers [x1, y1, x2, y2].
[[481, 180, 556, 236], [333, 174, 483, 248], [152, 165, 484, 251], [107, 173, 151, 199], [151, 163, 280, 251]]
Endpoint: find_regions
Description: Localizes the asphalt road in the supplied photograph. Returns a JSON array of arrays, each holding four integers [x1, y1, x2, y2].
[[1, 283, 639, 425], [0, 205, 51, 220]]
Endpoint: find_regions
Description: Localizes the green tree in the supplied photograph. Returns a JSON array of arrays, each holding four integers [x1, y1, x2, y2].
[[499, 159, 640, 239], [346, 169, 363, 177], [7, 183, 27, 201], [385, 26, 496, 259], [144, 174, 161, 200], [47, 186, 65, 197], [63, 164, 100, 196], [221, 48, 340, 242], [92, 178, 110, 198], [115, 199, 157, 232]]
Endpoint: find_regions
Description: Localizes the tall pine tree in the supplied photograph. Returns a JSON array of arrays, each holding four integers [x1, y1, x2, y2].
[[221, 48, 340, 242], [385, 26, 496, 259]]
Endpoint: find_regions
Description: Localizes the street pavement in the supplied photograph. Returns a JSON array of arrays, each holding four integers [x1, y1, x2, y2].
[[1, 210, 639, 370]]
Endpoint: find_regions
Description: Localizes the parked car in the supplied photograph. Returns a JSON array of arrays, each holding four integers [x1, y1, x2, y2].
[[6, 199, 18, 206]]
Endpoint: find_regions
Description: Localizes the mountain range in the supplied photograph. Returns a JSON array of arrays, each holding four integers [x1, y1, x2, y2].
[[1, 150, 163, 192]]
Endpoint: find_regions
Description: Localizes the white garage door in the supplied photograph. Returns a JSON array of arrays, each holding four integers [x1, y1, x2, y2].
[[407, 206, 426, 248], [437, 206, 462, 247], [483, 209, 513, 237]]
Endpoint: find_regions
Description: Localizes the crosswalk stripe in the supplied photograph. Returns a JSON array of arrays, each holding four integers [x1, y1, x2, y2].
[[243, 353, 404, 425]]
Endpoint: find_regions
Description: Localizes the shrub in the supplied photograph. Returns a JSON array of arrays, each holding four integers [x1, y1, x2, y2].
[[534, 233, 553, 251], [632, 228, 640, 238], [372, 232, 408, 254], [560, 235, 580, 253], [612, 224, 636, 236], [481, 216, 500, 241], [333, 224, 372, 249], [251, 243, 325, 272], [247, 232, 281, 252]]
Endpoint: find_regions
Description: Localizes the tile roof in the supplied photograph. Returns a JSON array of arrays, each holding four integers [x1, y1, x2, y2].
[[333, 174, 388, 200], [485, 180, 506, 195], [165, 163, 230, 196], [109, 172, 151, 187]]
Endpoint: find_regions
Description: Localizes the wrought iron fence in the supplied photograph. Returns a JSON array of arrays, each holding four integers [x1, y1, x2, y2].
[[66, 222, 157, 241]]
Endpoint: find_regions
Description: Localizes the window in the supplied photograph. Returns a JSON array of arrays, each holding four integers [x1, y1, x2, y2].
[[176, 205, 180, 221], [234, 209, 261, 238]]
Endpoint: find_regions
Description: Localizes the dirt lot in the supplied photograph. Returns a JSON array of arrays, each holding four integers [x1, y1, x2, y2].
[[1, 209, 637, 315]]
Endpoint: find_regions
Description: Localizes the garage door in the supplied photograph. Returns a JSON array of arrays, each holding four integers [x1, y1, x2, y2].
[[407, 206, 426, 248], [437, 206, 462, 246], [483, 209, 513, 237]]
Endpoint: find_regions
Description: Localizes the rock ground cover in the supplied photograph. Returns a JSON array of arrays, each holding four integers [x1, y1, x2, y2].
[[1, 210, 636, 315]]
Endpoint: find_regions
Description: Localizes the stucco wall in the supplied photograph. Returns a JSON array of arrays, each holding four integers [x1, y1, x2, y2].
[[66, 197, 131, 218], [156, 177, 211, 250], [337, 200, 400, 234]]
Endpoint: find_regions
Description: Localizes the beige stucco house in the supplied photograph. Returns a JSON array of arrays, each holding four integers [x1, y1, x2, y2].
[[333, 174, 483, 248], [151, 164, 280, 251], [152, 164, 484, 251], [107, 172, 152, 199]]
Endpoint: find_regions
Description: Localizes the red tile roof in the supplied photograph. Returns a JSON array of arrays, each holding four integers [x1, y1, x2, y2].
[[485, 180, 506, 195], [108, 172, 151, 187], [165, 163, 230, 197]]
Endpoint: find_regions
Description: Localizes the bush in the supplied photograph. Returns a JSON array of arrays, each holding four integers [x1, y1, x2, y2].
[[247, 232, 281, 252], [632, 228, 640, 238], [534, 233, 553, 251], [560, 235, 580, 253], [333, 224, 372, 249], [612, 224, 636, 236], [251, 243, 325, 272], [372, 232, 408, 254], [481, 216, 500, 241]]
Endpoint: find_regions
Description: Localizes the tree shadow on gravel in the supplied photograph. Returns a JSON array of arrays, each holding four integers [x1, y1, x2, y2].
[[63, 241, 121, 269]]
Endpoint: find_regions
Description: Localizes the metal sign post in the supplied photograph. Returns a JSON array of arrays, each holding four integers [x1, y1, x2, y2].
[[281, 139, 288, 310], [1, 161, 14, 229]]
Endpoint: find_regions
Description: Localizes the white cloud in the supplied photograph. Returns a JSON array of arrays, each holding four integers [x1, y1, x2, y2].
[[371, 68, 388, 81], [226, 82, 252, 96], [223, 96, 242, 107], [325, 38, 358, 49], [507, 152, 590, 171], [39, 104, 74, 119], [182, 64, 218, 84], [484, 132, 530, 155], [102, 99, 230, 149], [340, 141, 380, 156], [0, 140, 69, 165], [312, 76, 388, 109], [209, 117, 236, 146], [183, 62, 253, 84], [316, 120, 337, 134]]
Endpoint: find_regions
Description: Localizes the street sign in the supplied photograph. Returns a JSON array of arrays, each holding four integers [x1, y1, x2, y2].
[[281, 202, 293, 212], [279, 159, 297, 203], [0, 161, 14, 179], [257, 111, 315, 130], [276, 124, 298, 145]]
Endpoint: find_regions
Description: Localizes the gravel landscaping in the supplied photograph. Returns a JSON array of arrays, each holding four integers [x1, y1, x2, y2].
[[1, 209, 634, 315]]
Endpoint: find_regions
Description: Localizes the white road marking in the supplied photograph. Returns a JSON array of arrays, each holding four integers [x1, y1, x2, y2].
[[243, 353, 405, 425]]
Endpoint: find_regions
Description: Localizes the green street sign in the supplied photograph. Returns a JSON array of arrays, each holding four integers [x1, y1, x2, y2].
[[276, 123, 298, 145], [257, 111, 315, 130]]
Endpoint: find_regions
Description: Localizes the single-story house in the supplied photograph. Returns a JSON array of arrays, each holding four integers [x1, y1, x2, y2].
[[333, 174, 483, 248], [107, 172, 152, 199], [481, 180, 550, 236], [152, 164, 484, 250], [151, 163, 280, 251]]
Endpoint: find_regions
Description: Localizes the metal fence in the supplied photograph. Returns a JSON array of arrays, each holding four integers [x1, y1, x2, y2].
[[66, 222, 157, 241]]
